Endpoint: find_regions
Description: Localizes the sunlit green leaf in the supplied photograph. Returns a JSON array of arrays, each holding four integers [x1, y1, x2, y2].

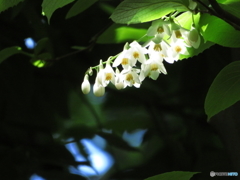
[[205, 61, 240, 120], [199, 14, 240, 47], [42, 0, 75, 23], [110, 0, 188, 24], [97, 24, 148, 44], [66, 0, 98, 19], [176, 12, 200, 30], [145, 171, 199, 180], [0, 46, 22, 64], [0, 0, 24, 12]]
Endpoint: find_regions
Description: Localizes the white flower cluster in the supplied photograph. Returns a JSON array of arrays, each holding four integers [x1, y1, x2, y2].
[[82, 18, 201, 97]]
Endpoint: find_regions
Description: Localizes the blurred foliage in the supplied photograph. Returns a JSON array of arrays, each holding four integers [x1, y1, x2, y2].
[[0, 0, 239, 180]]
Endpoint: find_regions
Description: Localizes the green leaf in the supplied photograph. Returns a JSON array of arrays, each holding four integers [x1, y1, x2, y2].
[[205, 61, 240, 120], [66, 0, 98, 19], [179, 40, 214, 60], [0, 0, 24, 13], [110, 0, 188, 24], [34, 37, 49, 55], [199, 14, 240, 47], [98, 132, 139, 151], [176, 12, 200, 30], [145, 171, 199, 180], [218, 0, 240, 19], [42, 0, 75, 23], [97, 24, 148, 44], [71, 46, 87, 50], [0, 46, 22, 64], [99, 2, 115, 15], [103, 119, 153, 133]]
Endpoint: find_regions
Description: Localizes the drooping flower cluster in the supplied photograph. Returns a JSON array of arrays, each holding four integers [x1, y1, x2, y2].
[[82, 17, 201, 97]]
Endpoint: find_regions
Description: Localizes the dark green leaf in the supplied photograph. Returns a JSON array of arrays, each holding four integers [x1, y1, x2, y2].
[[66, 0, 98, 19], [38, 170, 87, 180], [103, 119, 152, 133], [145, 171, 200, 180], [62, 124, 97, 140], [71, 46, 87, 50], [36, 52, 52, 60], [0, 0, 24, 12], [99, 2, 115, 15], [110, 0, 188, 24], [199, 14, 240, 47], [42, 0, 75, 23], [205, 61, 240, 120], [218, 0, 240, 19], [34, 37, 49, 55], [98, 132, 139, 151], [0, 46, 22, 64]]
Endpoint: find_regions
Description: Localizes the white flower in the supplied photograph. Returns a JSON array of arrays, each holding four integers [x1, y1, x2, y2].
[[113, 49, 136, 70], [121, 68, 141, 88], [140, 57, 167, 81], [186, 27, 201, 49], [164, 39, 189, 63], [147, 40, 169, 62], [100, 60, 115, 87], [81, 74, 91, 94], [113, 41, 147, 70], [114, 68, 124, 90], [129, 41, 147, 63], [170, 22, 190, 43], [147, 19, 171, 41]]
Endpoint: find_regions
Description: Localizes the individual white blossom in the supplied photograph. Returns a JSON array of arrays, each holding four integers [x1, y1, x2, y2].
[[140, 57, 167, 81], [113, 48, 136, 70], [147, 40, 169, 62], [147, 19, 171, 42], [101, 59, 115, 87], [121, 68, 141, 88], [128, 41, 148, 63], [81, 74, 91, 94], [170, 22, 190, 43], [165, 39, 189, 63]]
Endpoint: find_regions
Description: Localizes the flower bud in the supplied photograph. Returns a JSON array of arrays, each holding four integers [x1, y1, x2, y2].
[[93, 83, 105, 97], [81, 75, 91, 94], [115, 82, 124, 90], [188, 28, 200, 48]]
